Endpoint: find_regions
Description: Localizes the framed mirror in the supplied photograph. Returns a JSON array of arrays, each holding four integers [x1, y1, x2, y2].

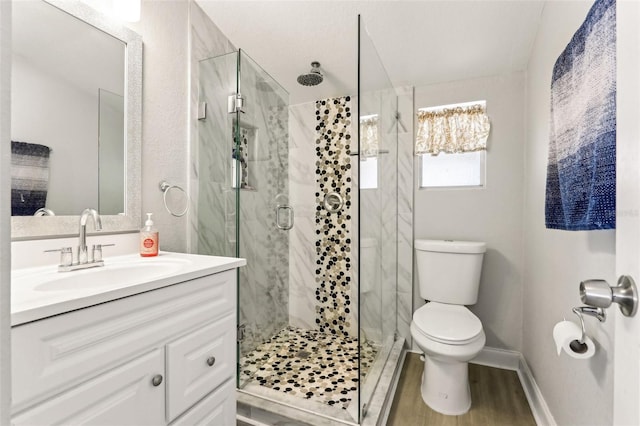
[[11, 0, 142, 239]]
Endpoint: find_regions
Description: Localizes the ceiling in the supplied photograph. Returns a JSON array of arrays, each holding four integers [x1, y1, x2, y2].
[[196, 1, 546, 105]]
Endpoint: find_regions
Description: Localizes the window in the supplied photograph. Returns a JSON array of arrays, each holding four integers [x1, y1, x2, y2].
[[416, 101, 489, 189], [360, 114, 379, 189], [360, 157, 378, 189], [421, 150, 485, 188]]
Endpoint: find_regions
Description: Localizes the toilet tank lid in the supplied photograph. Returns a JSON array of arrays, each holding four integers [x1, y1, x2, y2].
[[415, 239, 486, 254]]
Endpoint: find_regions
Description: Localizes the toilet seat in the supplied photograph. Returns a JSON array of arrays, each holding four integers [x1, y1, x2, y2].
[[412, 303, 483, 345]]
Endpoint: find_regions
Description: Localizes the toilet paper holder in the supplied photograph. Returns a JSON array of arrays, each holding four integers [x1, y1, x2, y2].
[[570, 306, 605, 353]]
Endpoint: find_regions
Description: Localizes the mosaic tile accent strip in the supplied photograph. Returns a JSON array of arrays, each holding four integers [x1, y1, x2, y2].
[[239, 326, 377, 410], [314, 96, 353, 338]]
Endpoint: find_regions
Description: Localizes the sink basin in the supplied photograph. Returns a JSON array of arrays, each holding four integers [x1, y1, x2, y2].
[[11, 251, 246, 327], [34, 260, 186, 292]]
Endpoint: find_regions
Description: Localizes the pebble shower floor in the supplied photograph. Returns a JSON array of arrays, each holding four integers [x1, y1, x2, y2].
[[239, 326, 378, 409]]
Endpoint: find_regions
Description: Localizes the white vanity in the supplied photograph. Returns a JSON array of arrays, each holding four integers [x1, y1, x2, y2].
[[11, 251, 245, 425]]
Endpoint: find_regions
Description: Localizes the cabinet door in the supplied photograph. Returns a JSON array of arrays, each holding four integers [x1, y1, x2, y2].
[[166, 314, 235, 421], [12, 349, 165, 426], [170, 380, 235, 426]]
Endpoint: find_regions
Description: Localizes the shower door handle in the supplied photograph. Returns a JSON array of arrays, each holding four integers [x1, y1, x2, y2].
[[276, 205, 294, 230]]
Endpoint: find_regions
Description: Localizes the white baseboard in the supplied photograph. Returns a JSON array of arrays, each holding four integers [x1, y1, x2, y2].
[[516, 356, 556, 426], [472, 346, 520, 370], [470, 347, 556, 426]]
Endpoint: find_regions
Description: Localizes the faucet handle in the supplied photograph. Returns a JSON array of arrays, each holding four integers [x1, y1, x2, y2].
[[44, 247, 73, 267], [92, 243, 115, 262]]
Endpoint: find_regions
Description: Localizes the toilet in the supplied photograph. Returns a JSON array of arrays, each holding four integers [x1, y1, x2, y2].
[[410, 239, 486, 415]]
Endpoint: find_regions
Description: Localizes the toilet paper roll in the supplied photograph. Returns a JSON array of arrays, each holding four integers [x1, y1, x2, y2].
[[553, 320, 596, 359]]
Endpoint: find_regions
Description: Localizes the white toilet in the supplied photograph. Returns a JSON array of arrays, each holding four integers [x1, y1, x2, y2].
[[410, 239, 486, 416]]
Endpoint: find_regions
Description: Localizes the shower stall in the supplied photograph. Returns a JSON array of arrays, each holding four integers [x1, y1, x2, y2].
[[194, 17, 400, 425]]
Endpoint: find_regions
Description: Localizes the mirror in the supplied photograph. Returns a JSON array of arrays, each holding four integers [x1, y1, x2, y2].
[[11, 0, 142, 239]]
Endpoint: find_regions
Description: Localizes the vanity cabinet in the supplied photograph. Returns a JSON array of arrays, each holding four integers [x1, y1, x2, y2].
[[13, 349, 166, 426], [11, 269, 237, 426]]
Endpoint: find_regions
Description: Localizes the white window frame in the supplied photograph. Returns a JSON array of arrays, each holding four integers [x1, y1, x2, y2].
[[359, 156, 378, 190], [419, 150, 486, 190], [417, 100, 487, 190]]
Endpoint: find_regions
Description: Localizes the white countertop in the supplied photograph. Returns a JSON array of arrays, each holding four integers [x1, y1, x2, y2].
[[11, 251, 246, 326]]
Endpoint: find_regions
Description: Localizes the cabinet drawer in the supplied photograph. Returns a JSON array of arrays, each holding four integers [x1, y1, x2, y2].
[[166, 314, 236, 421], [12, 270, 236, 411], [170, 379, 235, 426], [12, 349, 165, 426]]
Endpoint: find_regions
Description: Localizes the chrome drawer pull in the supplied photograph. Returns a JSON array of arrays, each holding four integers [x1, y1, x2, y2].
[[151, 374, 163, 386], [206, 356, 216, 367]]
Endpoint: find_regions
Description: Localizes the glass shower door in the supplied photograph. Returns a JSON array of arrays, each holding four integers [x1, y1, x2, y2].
[[234, 50, 291, 390], [197, 51, 238, 261], [197, 50, 290, 391], [357, 15, 399, 421]]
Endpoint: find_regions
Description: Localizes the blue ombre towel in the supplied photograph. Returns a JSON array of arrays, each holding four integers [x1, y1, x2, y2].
[[545, 0, 616, 231]]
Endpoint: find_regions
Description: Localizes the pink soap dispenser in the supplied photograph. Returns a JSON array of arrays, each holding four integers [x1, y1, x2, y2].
[[140, 213, 159, 257]]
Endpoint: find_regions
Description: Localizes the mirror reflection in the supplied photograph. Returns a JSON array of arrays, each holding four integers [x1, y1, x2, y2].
[[11, 0, 125, 216]]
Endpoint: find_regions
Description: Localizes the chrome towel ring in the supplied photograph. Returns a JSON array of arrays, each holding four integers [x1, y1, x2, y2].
[[159, 181, 189, 217]]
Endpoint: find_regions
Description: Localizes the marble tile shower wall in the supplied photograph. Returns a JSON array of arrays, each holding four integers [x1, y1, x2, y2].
[[289, 91, 413, 347], [355, 175, 382, 342], [396, 86, 414, 347], [358, 89, 399, 345], [380, 90, 400, 344], [288, 101, 320, 330]]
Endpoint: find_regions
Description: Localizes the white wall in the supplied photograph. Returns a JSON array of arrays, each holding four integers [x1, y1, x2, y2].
[[12, 54, 98, 214], [0, 0, 11, 422], [523, 2, 615, 425], [126, 0, 190, 252], [413, 73, 526, 352]]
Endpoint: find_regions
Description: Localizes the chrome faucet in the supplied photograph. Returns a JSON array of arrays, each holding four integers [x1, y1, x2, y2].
[[78, 208, 102, 264], [44, 208, 112, 272], [34, 207, 55, 216]]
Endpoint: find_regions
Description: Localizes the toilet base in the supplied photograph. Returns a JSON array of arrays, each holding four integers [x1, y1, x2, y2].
[[420, 354, 471, 416]]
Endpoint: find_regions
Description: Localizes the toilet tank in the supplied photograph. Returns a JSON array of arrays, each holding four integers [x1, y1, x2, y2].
[[415, 239, 486, 305]]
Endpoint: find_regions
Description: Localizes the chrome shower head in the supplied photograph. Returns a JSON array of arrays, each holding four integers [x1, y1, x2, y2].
[[297, 61, 323, 86]]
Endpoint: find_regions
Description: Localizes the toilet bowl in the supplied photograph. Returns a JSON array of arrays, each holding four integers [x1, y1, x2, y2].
[[411, 239, 487, 415], [411, 302, 485, 415]]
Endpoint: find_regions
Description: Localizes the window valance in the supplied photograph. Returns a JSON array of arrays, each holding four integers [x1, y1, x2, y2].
[[415, 103, 490, 155], [359, 116, 379, 158]]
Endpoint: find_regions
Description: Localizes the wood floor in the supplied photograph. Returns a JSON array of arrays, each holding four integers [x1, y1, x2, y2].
[[387, 353, 536, 426]]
